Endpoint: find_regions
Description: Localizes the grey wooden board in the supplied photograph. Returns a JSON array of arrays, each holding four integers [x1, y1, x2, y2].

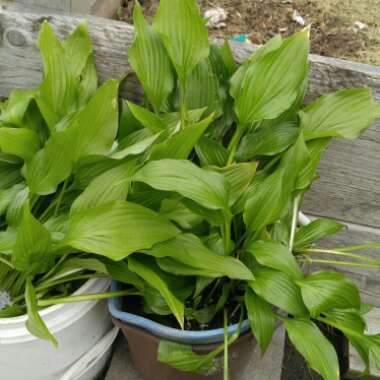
[[348, 307, 380, 378], [0, 5, 379, 229], [13, 0, 121, 16], [105, 327, 286, 380]]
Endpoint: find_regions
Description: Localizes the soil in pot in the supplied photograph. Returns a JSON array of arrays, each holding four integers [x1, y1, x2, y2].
[[113, 317, 254, 380], [281, 322, 349, 380]]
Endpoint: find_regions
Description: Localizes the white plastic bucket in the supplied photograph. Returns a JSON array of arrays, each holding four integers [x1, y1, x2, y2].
[[0, 278, 117, 380]]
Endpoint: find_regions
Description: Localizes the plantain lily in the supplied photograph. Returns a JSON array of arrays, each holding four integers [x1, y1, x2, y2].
[[1, 2, 380, 379]]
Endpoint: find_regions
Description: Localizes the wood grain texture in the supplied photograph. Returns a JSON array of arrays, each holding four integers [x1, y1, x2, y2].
[[13, 0, 121, 16]]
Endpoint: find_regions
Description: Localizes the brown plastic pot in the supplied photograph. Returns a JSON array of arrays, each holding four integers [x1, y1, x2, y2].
[[112, 317, 255, 380]]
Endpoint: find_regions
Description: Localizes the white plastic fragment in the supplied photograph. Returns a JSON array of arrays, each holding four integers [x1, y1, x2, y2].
[[292, 10, 306, 26], [354, 21, 368, 30], [204, 7, 228, 29]]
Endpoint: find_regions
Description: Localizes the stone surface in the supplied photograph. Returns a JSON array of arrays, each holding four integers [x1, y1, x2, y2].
[[105, 327, 286, 380]]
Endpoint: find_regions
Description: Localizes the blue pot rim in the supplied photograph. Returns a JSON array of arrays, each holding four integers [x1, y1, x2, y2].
[[108, 280, 250, 345]]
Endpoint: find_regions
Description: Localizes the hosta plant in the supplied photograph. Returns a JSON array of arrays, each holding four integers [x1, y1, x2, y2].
[[1, 2, 380, 380]]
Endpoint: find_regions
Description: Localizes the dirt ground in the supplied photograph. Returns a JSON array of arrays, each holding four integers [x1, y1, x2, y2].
[[118, 0, 380, 66]]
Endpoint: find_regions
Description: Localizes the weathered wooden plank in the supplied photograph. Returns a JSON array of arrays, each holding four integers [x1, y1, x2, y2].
[[13, 0, 121, 16], [0, 6, 379, 230], [348, 307, 380, 379]]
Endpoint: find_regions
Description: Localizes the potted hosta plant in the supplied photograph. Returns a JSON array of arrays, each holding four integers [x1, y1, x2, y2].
[[106, 1, 380, 379]]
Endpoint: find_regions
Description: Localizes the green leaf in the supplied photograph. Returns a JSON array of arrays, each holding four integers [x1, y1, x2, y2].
[[63, 21, 93, 79], [128, 255, 184, 328], [64, 200, 179, 260], [150, 114, 214, 160], [209, 162, 257, 207], [236, 122, 298, 160], [234, 29, 309, 125], [251, 267, 307, 316], [158, 340, 220, 374], [6, 186, 29, 226], [129, 1, 175, 112], [104, 259, 144, 289], [0, 184, 25, 216], [246, 240, 302, 279], [71, 160, 137, 213], [153, 0, 209, 83], [0, 90, 34, 127], [297, 271, 361, 316], [146, 233, 253, 280], [37, 22, 76, 128], [186, 59, 222, 117], [133, 159, 230, 213], [230, 35, 282, 100], [0, 127, 40, 161], [0, 228, 17, 254], [295, 138, 330, 190], [127, 101, 166, 133], [28, 80, 119, 195], [0, 161, 23, 190], [12, 204, 53, 275], [294, 218, 345, 249], [112, 132, 162, 160], [300, 88, 380, 140], [195, 136, 228, 167], [284, 318, 340, 380], [25, 277, 57, 346], [219, 39, 237, 76], [245, 288, 275, 354]]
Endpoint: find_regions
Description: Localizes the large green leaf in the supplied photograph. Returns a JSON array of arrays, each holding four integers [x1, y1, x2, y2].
[[129, 1, 175, 112], [133, 159, 230, 213], [71, 160, 137, 213], [300, 88, 380, 140], [37, 22, 76, 128], [245, 288, 275, 354], [25, 277, 57, 347], [128, 255, 184, 328], [0, 128, 40, 161], [246, 240, 302, 279], [185, 59, 222, 117], [0, 184, 25, 216], [234, 29, 309, 125], [28, 80, 119, 194], [104, 259, 144, 289], [6, 186, 29, 227], [250, 267, 307, 316], [230, 35, 283, 99], [63, 21, 93, 79], [244, 132, 309, 234], [64, 200, 179, 260], [150, 114, 214, 160], [153, 0, 209, 83], [12, 204, 53, 275], [294, 218, 345, 249], [236, 122, 298, 160], [284, 318, 340, 380], [146, 233, 253, 280], [297, 271, 361, 316]]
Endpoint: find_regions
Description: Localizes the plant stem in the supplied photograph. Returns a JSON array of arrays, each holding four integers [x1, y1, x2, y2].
[[334, 242, 380, 252], [54, 178, 69, 217], [223, 218, 232, 254], [226, 128, 244, 165], [301, 248, 380, 264], [180, 79, 187, 128], [37, 253, 70, 284], [0, 256, 14, 269], [223, 309, 229, 380], [38, 289, 141, 307], [289, 195, 300, 251], [298, 258, 380, 269]]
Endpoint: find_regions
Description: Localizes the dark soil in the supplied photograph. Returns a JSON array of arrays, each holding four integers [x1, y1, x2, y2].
[[117, 0, 379, 64]]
